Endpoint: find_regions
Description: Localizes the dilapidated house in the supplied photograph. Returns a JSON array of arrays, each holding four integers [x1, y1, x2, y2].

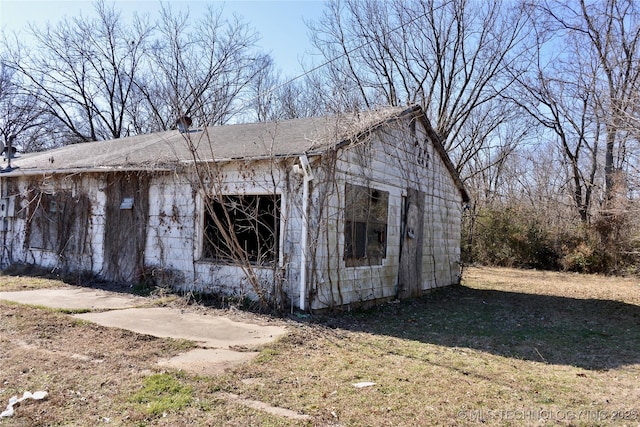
[[0, 105, 468, 310]]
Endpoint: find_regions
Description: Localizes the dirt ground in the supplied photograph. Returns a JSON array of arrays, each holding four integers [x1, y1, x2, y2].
[[1, 267, 639, 426]]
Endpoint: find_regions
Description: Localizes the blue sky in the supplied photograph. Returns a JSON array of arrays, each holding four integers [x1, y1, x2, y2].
[[0, 0, 327, 75]]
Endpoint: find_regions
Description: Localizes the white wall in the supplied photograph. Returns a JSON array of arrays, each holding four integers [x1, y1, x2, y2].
[[0, 175, 107, 274], [0, 115, 464, 311], [307, 115, 464, 309], [143, 160, 304, 304]]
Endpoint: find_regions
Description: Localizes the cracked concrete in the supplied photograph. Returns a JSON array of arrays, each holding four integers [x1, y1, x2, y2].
[[0, 288, 287, 376]]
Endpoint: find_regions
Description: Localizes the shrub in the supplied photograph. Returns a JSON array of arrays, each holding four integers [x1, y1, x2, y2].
[[463, 206, 558, 270], [463, 203, 640, 275]]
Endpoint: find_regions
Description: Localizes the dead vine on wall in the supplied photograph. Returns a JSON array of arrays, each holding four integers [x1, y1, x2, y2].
[[103, 172, 150, 283], [24, 179, 92, 271]]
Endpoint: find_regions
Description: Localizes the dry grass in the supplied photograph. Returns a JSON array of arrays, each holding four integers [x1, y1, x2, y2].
[[1, 266, 639, 426], [0, 273, 68, 292]]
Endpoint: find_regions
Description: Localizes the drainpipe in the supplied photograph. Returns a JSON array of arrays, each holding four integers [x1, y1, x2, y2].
[[297, 155, 314, 311]]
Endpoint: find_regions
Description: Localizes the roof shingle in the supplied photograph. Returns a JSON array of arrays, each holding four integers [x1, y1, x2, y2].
[[3, 107, 408, 175]]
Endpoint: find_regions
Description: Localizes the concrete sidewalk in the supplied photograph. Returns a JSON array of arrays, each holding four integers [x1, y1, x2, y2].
[[0, 288, 287, 375], [75, 307, 286, 349], [0, 287, 148, 310]]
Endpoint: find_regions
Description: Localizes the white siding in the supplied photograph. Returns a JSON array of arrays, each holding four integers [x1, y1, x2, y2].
[[0, 114, 464, 311], [307, 116, 464, 309], [142, 160, 303, 302], [1, 175, 107, 274]]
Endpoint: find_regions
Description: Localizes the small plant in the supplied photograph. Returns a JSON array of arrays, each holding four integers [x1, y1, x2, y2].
[[254, 347, 281, 363], [132, 266, 183, 297]]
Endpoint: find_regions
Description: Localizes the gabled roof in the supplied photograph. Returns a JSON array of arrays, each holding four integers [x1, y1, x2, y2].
[[1, 105, 469, 202]]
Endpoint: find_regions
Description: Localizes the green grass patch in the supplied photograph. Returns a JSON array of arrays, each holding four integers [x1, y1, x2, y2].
[[254, 347, 280, 363], [130, 373, 194, 416], [55, 307, 93, 314], [8, 303, 94, 315]]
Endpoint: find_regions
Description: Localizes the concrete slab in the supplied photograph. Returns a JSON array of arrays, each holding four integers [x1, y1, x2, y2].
[[2, 288, 288, 375], [73, 307, 287, 349], [157, 348, 259, 376], [0, 288, 147, 310]]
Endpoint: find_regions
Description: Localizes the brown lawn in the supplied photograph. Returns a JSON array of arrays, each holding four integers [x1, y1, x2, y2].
[[1, 266, 639, 426]]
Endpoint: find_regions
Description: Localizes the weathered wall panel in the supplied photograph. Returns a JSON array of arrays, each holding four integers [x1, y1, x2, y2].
[[0, 109, 464, 311], [308, 114, 464, 309]]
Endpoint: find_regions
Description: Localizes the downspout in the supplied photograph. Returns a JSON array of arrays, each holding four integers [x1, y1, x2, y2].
[[0, 178, 6, 269], [297, 155, 314, 311]]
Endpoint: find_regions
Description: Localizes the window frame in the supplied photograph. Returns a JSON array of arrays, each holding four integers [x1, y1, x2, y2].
[[28, 192, 64, 251], [201, 193, 281, 266], [343, 183, 389, 267]]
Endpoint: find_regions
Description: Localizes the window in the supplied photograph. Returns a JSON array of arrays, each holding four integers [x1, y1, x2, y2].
[[29, 193, 63, 251], [28, 191, 90, 255], [202, 194, 280, 265], [344, 183, 389, 267]]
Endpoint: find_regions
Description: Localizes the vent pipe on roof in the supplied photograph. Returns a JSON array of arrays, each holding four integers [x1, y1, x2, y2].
[[2, 135, 16, 171], [176, 116, 193, 133]]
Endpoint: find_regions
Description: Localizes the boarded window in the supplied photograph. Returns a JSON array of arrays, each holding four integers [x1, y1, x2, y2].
[[203, 194, 280, 265], [103, 172, 149, 284], [344, 183, 389, 267], [27, 191, 90, 258], [28, 193, 60, 251]]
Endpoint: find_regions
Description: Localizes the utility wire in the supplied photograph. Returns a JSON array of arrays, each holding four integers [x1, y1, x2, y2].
[[242, 7, 432, 109]]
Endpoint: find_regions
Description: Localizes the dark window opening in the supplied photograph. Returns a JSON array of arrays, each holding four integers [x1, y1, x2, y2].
[[344, 183, 389, 267], [203, 194, 280, 265]]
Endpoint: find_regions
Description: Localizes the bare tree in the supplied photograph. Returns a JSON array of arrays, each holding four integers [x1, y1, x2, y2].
[[462, 113, 532, 206], [133, 3, 271, 130], [247, 65, 326, 122], [307, 0, 532, 175], [533, 0, 640, 205], [0, 61, 57, 153], [510, 39, 601, 223], [2, 0, 152, 144], [247, 56, 280, 123], [513, 0, 640, 224]]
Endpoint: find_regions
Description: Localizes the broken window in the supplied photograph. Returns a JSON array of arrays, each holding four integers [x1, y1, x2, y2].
[[344, 183, 389, 267], [202, 194, 280, 265]]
